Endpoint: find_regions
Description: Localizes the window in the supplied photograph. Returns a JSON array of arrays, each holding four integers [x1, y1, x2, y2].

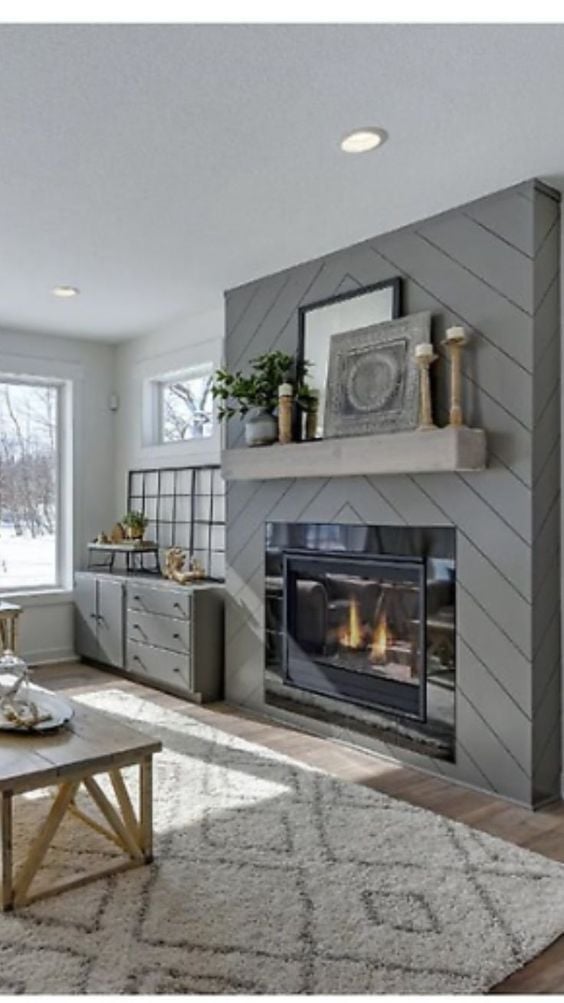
[[0, 378, 64, 591], [157, 363, 215, 444]]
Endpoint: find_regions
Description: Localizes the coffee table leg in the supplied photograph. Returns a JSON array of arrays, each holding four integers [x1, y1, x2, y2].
[[1, 791, 13, 912], [140, 756, 153, 863]]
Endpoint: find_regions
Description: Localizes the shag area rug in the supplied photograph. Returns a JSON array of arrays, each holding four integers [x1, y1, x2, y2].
[[2, 689, 564, 994]]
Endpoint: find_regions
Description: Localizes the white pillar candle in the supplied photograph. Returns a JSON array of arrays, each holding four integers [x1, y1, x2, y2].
[[415, 342, 434, 359], [278, 383, 293, 397], [446, 326, 466, 343]]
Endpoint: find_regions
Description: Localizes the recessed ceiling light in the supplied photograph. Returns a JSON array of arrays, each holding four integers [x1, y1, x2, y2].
[[52, 285, 80, 298], [340, 128, 388, 154]]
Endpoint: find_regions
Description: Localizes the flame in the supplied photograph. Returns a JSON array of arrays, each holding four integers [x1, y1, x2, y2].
[[370, 612, 389, 663], [338, 598, 391, 663], [339, 597, 364, 650]]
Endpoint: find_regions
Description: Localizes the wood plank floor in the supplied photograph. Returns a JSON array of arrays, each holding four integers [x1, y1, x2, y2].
[[36, 661, 564, 994]]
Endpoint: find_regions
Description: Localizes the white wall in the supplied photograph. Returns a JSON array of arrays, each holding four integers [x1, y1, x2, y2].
[[0, 305, 224, 665], [0, 327, 116, 663], [113, 306, 223, 513]]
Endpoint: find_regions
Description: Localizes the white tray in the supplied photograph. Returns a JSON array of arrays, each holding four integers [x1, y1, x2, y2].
[[0, 679, 74, 733]]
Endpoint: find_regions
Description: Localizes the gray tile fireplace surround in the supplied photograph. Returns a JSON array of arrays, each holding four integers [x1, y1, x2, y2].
[[223, 179, 561, 808]]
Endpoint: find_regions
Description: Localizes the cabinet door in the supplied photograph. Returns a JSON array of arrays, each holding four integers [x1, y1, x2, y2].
[[74, 574, 99, 662], [97, 579, 125, 668]]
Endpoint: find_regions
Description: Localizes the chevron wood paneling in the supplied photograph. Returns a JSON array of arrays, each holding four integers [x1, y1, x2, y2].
[[531, 186, 562, 803], [224, 179, 561, 807]]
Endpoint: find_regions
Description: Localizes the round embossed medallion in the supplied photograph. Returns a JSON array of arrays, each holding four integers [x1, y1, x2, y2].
[[346, 349, 400, 412]]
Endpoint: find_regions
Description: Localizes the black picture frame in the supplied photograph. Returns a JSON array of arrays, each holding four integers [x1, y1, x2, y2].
[[296, 276, 403, 439], [127, 464, 225, 581]]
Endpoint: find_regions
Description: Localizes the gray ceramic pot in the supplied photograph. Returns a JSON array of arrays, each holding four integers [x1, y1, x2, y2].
[[244, 407, 277, 447]]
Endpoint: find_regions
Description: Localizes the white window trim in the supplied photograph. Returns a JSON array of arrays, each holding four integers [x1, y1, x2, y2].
[[0, 373, 73, 596], [143, 361, 216, 450]]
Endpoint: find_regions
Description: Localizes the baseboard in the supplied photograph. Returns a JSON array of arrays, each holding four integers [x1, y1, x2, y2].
[[25, 649, 77, 667]]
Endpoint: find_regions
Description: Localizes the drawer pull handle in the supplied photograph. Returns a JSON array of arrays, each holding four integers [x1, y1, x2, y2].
[[173, 632, 180, 640], [173, 667, 181, 674], [173, 602, 182, 610]]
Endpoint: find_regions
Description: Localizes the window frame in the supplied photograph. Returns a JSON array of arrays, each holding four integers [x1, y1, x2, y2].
[[149, 361, 216, 448], [0, 373, 73, 596]]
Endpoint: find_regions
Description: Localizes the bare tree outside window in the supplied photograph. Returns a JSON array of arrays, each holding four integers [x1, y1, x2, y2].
[[0, 380, 59, 589], [161, 366, 214, 442]]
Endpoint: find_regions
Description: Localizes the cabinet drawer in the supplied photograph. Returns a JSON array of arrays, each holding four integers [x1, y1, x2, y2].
[[127, 639, 191, 693], [127, 583, 190, 620], [127, 608, 190, 655]]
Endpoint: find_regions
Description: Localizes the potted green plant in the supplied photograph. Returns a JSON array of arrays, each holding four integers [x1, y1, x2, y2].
[[122, 510, 149, 541], [212, 351, 296, 446]]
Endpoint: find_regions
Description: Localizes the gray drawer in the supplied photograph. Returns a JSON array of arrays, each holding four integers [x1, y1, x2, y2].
[[127, 639, 191, 693], [127, 583, 190, 620], [127, 608, 190, 655]]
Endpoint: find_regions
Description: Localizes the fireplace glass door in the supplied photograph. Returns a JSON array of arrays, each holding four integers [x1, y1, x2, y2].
[[283, 551, 427, 720]]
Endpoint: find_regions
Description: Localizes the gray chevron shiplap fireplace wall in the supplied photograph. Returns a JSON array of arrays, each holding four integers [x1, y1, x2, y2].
[[223, 178, 561, 808]]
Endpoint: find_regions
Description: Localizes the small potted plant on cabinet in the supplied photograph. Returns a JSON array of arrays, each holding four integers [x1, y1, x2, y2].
[[122, 510, 149, 541]]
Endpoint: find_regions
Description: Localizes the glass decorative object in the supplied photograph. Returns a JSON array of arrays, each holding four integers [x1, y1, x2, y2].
[[0, 652, 40, 728]]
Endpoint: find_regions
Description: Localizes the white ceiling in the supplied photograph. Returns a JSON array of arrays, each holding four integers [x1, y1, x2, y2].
[[1, 22, 564, 341]]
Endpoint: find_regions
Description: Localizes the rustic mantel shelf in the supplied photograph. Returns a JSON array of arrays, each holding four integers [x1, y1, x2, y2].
[[221, 426, 487, 481]]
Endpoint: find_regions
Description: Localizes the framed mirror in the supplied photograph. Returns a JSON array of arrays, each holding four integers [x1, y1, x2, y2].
[[297, 277, 402, 439]]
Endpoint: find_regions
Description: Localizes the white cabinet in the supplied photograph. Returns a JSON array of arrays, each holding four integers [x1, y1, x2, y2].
[[75, 573, 125, 669]]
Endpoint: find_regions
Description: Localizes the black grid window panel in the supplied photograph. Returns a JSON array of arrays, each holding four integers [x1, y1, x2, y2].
[[127, 464, 225, 582]]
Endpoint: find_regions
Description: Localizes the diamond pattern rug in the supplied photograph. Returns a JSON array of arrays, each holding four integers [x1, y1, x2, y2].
[[2, 688, 564, 994]]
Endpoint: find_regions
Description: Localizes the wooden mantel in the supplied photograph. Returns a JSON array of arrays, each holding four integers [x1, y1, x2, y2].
[[222, 426, 487, 481]]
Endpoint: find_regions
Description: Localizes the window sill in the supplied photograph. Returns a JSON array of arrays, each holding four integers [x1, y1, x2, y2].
[[1, 588, 74, 608]]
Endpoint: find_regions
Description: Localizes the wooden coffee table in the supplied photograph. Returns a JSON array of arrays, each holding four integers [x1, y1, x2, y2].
[[0, 699, 162, 911]]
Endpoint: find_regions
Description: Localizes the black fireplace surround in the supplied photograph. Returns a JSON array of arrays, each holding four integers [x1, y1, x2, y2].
[[265, 523, 456, 749], [284, 550, 427, 720]]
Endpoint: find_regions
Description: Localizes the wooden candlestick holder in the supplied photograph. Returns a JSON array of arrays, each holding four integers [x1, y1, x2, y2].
[[415, 353, 438, 430], [278, 384, 294, 445], [444, 330, 467, 427]]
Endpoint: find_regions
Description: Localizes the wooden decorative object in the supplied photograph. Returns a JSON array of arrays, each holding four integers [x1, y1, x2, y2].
[[164, 548, 192, 584], [444, 326, 467, 427], [414, 343, 438, 430], [189, 558, 206, 580], [110, 523, 125, 544], [304, 390, 320, 441], [163, 548, 206, 585], [278, 383, 293, 445]]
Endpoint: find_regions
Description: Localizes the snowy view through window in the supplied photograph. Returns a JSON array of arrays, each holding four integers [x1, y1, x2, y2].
[[0, 381, 59, 590], [161, 366, 214, 442]]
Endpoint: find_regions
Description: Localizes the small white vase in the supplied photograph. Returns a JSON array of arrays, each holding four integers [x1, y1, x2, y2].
[[244, 408, 277, 447]]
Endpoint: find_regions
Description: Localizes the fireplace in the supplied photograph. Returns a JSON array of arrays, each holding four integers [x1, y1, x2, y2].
[[284, 552, 427, 720], [266, 523, 456, 759]]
